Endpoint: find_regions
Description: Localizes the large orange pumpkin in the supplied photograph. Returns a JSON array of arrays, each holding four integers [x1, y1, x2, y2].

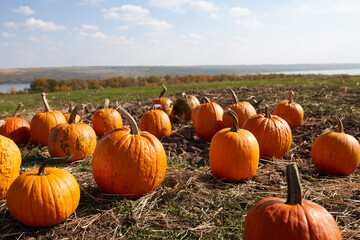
[[244, 163, 342, 240], [242, 106, 292, 159], [0, 103, 30, 144], [6, 154, 80, 227], [48, 105, 97, 162], [311, 116, 360, 175], [92, 106, 167, 199], [173, 93, 200, 120], [210, 109, 259, 181], [222, 88, 256, 129], [139, 104, 171, 140], [0, 135, 21, 199], [30, 92, 67, 146], [92, 98, 123, 136], [191, 97, 223, 141], [273, 91, 304, 128], [151, 84, 174, 117]]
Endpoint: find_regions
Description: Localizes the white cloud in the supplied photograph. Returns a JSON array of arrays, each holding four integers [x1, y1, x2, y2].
[[11, 6, 35, 15], [2, 32, 17, 38], [182, 33, 203, 40], [235, 19, 263, 28], [4, 18, 66, 31], [28, 35, 49, 42], [149, 0, 218, 13], [230, 36, 251, 42], [81, 24, 99, 30], [296, 0, 360, 14], [136, 19, 172, 30], [77, 31, 137, 48], [209, 13, 219, 19], [47, 47, 58, 51], [0, 42, 23, 47], [188, 1, 218, 12], [78, 0, 105, 6], [230, 7, 250, 17], [117, 26, 129, 31]]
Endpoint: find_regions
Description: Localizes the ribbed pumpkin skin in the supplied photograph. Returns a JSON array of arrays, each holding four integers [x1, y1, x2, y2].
[[244, 197, 342, 240], [173, 95, 200, 120], [0, 135, 21, 199], [191, 102, 224, 141], [311, 131, 360, 175], [6, 167, 80, 227], [30, 110, 66, 146], [151, 98, 173, 117], [209, 128, 259, 181], [242, 113, 292, 159], [139, 109, 171, 140], [47, 123, 97, 162], [92, 128, 167, 199], [92, 108, 122, 136], [222, 102, 256, 129], [273, 100, 304, 128], [0, 117, 30, 144]]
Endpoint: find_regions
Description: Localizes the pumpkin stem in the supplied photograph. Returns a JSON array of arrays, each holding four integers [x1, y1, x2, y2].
[[116, 105, 139, 135], [264, 105, 272, 119], [285, 163, 303, 206], [104, 98, 110, 109], [41, 92, 52, 113], [159, 84, 167, 98], [38, 154, 73, 176], [203, 97, 211, 103], [68, 105, 81, 124], [333, 115, 344, 133], [12, 103, 23, 117], [226, 109, 239, 132], [288, 91, 294, 103], [182, 92, 188, 100], [226, 88, 239, 104], [152, 104, 162, 110], [68, 101, 73, 114]]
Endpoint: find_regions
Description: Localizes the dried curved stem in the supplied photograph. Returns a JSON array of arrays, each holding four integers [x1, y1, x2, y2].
[[226, 108, 239, 132], [12, 103, 23, 117], [333, 115, 344, 133], [116, 105, 139, 135], [203, 97, 211, 103], [104, 98, 110, 109], [288, 91, 294, 103], [285, 163, 303, 205], [264, 105, 272, 119], [226, 88, 239, 104], [68, 105, 81, 124], [182, 92, 188, 100], [38, 154, 73, 176], [68, 101, 73, 114], [152, 104, 162, 110], [159, 85, 167, 98], [41, 92, 52, 112]]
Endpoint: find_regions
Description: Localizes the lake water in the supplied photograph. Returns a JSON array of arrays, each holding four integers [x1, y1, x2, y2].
[[0, 83, 31, 94]]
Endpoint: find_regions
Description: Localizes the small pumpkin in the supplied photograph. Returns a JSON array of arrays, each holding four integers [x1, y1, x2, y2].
[[48, 105, 97, 162], [139, 104, 171, 140], [92, 105, 167, 199], [6, 154, 80, 227], [222, 88, 256, 129], [173, 93, 200, 120], [30, 92, 67, 146], [92, 98, 123, 136], [0, 135, 21, 199], [311, 115, 360, 175], [191, 97, 224, 141], [209, 109, 259, 181], [273, 91, 304, 128], [242, 106, 292, 159], [244, 163, 342, 240], [0, 103, 30, 144], [151, 84, 174, 117], [63, 101, 81, 123]]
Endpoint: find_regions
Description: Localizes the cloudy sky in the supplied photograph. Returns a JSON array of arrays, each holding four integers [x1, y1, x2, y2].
[[1, 0, 360, 68]]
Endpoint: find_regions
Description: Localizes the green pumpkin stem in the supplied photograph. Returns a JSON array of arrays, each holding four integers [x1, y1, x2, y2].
[[116, 105, 139, 135], [226, 88, 239, 104], [285, 163, 303, 205], [264, 105, 272, 119], [159, 84, 167, 98], [104, 98, 110, 109], [41, 92, 52, 113], [38, 154, 73, 176], [288, 91, 294, 103], [12, 103, 23, 117], [333, 115, 344, 133], [226, 109, 239, 132]]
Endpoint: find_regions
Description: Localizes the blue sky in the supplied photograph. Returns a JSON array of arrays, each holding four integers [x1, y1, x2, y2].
[[1, 0, 360, 68]]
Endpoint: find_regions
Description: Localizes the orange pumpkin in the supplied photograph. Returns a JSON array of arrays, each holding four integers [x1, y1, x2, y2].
[[244, 163, 342, 240], [273, 91, 304, 128], [210, 109, 259, 181], [242, 106, 292, 159], [191, 97, 223, 141], [311, 116, 360, 175], [63, 101, 81, 123], [0, 103, 30, 144], [48, 105, 97, 162], [30, 92, 67, 146], [151, 84, 174, 117], [173, 92, 200, 120], [0, 135, 21, 199], [6, 154, 80, 227], [139, 104, 171, 140], [222, 88, 256, 128], [92, 98, 123, 136], [92, 106, 167, 199]]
